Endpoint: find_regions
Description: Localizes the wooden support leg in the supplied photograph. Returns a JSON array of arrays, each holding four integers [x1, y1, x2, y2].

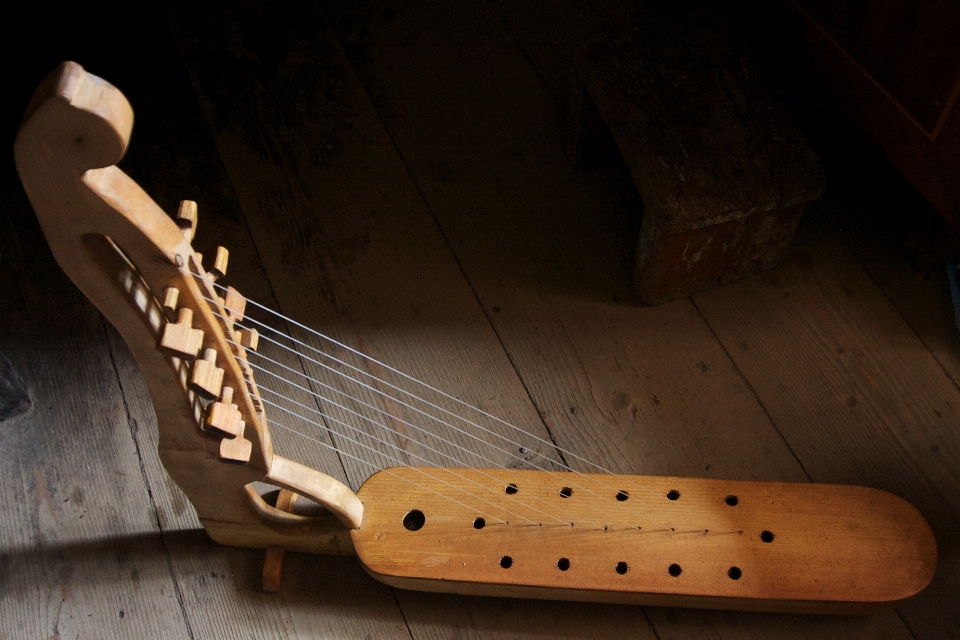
[[261, 489, 298, 593]]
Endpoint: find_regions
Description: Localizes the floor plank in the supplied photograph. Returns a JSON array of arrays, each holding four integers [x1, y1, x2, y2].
[[327, 0, 915, 637], [0, 144, 189, 638], [692, 192, 960, 640]]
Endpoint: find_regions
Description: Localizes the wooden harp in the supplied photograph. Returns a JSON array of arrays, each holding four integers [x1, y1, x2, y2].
[[14, 61, 937, 614]]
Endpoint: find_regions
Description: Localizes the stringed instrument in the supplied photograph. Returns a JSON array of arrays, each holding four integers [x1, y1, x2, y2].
[[14, 61, 937, 614]]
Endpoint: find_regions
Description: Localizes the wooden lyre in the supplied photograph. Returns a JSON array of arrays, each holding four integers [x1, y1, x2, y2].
[[14, 61, 937, 614]]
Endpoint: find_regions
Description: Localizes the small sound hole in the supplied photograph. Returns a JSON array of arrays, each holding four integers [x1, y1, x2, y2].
[[500, 556, 513, 569], [505, 483, 519, 495], [557, 558, 570, 571], [559, 487, 573, 498], [725, 495, 738, 506], [473, 517, 486, 529], [616, 561, 629, 575], [403, 510, 425, 531], [667, 490, 680, 500], [728, 566, 742, 580], [668, 563, 682, 577], [616, 490, 629, 501], [761, 530, 775, 543]]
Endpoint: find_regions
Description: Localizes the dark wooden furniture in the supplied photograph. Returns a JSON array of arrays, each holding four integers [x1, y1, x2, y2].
[[569, 11, 825, 305], [755, 0, 960, 229]]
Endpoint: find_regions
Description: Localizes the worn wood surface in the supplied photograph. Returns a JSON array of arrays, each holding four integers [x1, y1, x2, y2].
[[354, 468, 935, 612], [2, 1, 959, 638]]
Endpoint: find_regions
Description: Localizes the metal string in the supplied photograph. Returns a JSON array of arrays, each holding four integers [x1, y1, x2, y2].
[[266, 417, 513, 525], [205, 291, 661, 505], [254, 377, 576, 525], [233, 329, 636, 511], [197, 278, 667, 515], [209, 281, 618, 476]]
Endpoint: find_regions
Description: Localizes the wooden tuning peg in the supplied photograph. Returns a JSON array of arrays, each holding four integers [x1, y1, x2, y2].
[[204, 385, 243, 438], [176, 200, 198, 242], [190, 348, 225, 399], [219, 420, 253, 464], [209, 246, 229, 281], [237, 327, 259, 351], [161, 287, 180, 321], [159, 307, 204, 359], [223, 287, 247, 323], [261, 489, 298, 593]]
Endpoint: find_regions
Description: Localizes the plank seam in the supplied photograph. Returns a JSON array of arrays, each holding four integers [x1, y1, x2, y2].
[[687, 298, 815, 483], [389, 590, 417, 640], [486, 0, 563, 106], [831, 217, 960, 395], [895, 607, 922, 640]]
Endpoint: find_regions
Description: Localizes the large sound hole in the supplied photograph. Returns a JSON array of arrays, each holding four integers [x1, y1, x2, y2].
[[403, 509, 426, 531]]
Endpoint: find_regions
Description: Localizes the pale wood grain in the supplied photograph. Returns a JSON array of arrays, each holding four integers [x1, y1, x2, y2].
[[354, 468, 935, 612]]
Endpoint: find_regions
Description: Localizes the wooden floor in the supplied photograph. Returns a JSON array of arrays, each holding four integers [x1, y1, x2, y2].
[[3, 1, 960, 638]]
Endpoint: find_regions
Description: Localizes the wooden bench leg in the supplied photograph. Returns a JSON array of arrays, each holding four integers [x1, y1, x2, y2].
[[571, 10, 824, 305]]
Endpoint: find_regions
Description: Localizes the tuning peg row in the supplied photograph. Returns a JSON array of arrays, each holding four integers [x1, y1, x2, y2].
[[204, 385, 243, 438], [223, 287, 246, 323], [209, 246, 229, 281], [159, 307, 204, 359], [219, 419, 253, 464], [190, 348, 225, 399], [237, 327, 259, 351], [161, 287, 180, 320], [176, 200, 198, 242]]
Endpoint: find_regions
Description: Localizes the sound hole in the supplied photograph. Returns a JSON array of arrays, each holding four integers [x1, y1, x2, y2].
[[725, 495, 738, 506], [473, 517, 486, 529], [559, 487, 573, 498], [500, 556, 513, 569], [403, 510, 425, 531], [616, 490, 629, 501], [761, 530, 775, 543], [667, 490, 680, 500], [668, 563, 682, 577], [557, 558, 570, 571], [505, 483, 519, 495], [616, 561, 629, 575], [728, 566, 742, 580]]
